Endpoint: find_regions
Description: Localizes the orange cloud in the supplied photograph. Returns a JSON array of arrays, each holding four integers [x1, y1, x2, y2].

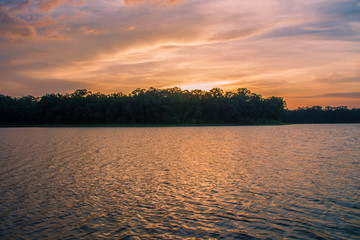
[[124, 0, 180, 6], [0, 0, 85, 41], [1, 0, 30, 13], [0, 25, 35, 38], [0, 0, 359, 109], [36, 0, 84, 11], [37, 0, 67, 12], [0, 6, 34, 39], [68, 0, 84, 6]]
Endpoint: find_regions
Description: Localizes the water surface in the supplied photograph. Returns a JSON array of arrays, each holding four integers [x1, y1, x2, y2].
[[0, 125, 359, 239]]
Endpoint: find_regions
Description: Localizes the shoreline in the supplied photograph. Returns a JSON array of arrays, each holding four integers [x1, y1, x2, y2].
[[2, 122, 359, 128], [1, 123, 359, 128], [0, 122, 287, 128]]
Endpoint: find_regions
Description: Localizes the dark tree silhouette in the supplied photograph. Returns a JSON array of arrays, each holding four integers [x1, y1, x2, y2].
[[282, 106, 360, 123], [1, 87, 358, 125]]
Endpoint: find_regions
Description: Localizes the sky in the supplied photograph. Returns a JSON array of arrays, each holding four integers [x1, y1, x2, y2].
[[0, 0, 359, 109]]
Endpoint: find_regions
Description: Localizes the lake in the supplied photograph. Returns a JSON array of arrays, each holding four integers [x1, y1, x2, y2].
[[0, 125, 359, 239]]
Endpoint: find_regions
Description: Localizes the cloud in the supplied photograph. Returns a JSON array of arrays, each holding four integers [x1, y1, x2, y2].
[[311, 92, 360, 98], [0, 0, 85, 40], [315, 73, 360, 84], [0, 0, 30, 12], [37, 0, 67, 12], [124, 0, 181, 6], [37, 0, 84, 11], [0, 0, 359, 108], [259, 0, 360, 43], [0, 6, 35, 38], [0, 71, 87, 97]]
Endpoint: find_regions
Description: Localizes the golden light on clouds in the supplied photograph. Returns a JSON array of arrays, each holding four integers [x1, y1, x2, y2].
[[0, 0, 359, 109], [124, 0, 180, 6]]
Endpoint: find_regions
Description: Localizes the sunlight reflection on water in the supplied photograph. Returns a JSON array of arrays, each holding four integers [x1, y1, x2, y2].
[[0, 125, 359, 239]]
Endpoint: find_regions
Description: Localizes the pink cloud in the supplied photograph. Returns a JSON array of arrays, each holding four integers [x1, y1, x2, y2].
[[0, 0, 85, 40], [0, 25, 34, 38], [0, 0, 30, 13], [0, 5, 34, 39], [37, 0, 85, 12], [124, 0, 180, 6], [68, 0, 85, 6], [0, 0, 359, 109], [37, 0, 68, 12]]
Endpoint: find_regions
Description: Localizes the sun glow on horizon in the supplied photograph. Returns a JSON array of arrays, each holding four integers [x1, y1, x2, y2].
[[0, 0, 359, 108], [163, 81, 234, 92]]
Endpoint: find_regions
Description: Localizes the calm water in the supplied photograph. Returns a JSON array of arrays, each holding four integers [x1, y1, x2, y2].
[[0, 125, 359, 239]]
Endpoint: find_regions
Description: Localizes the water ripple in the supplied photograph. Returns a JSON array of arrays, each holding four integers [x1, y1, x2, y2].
[[0, 125, 359, 239]]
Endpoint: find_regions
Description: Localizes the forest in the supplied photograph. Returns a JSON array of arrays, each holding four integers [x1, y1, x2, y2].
[[0, 87, 285, 125], [0, 87, 359, 125], [282, 106, 360, 123]]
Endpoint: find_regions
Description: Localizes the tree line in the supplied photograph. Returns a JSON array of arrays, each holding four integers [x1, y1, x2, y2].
[[282, 106, 360, 124], [0, 87, 286, 125], [1, 87, 359, 125]]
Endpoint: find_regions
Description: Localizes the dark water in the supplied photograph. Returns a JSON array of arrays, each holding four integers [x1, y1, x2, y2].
[[0, 125, 359, 239]]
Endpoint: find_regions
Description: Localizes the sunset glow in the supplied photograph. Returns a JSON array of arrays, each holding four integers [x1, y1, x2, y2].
[[0, 0, 359, 108]]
